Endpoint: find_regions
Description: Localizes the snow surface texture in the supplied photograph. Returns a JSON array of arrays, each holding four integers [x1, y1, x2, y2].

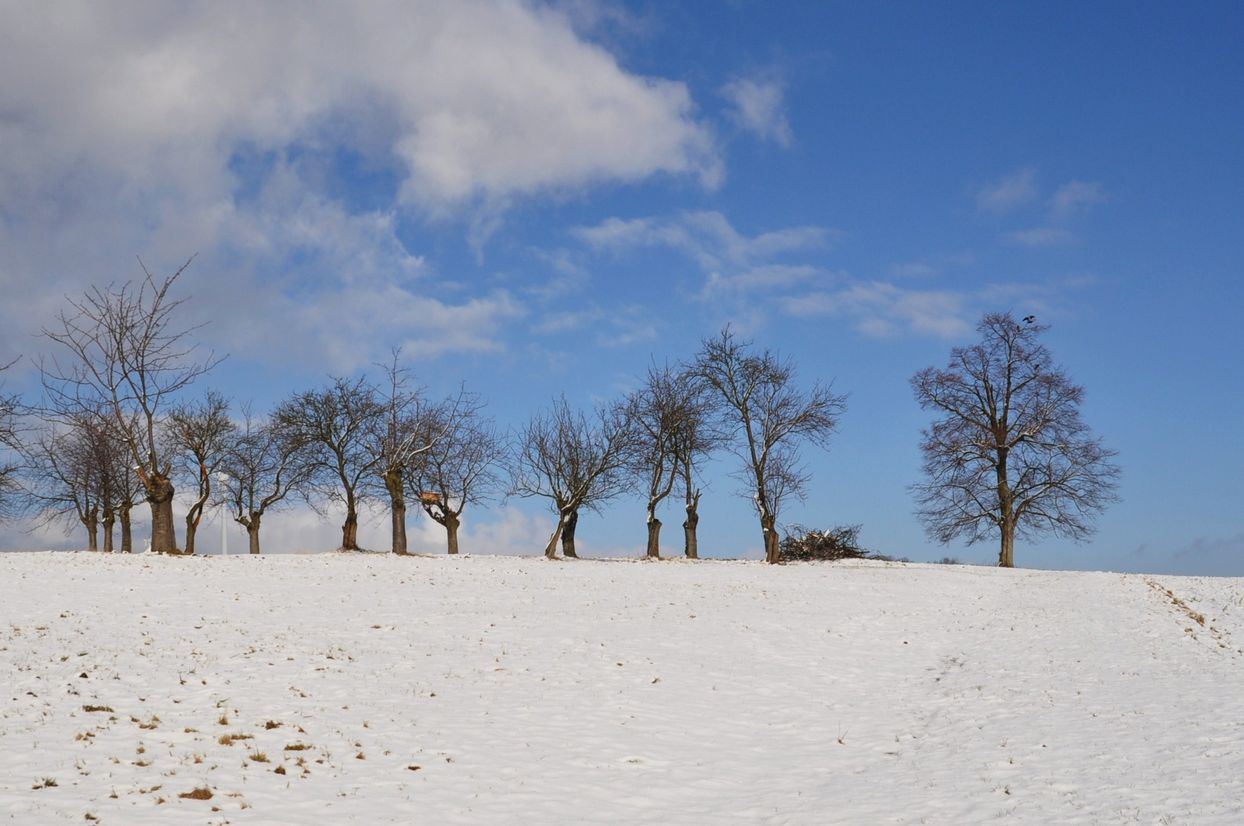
[[1, 553, 1242, 824]]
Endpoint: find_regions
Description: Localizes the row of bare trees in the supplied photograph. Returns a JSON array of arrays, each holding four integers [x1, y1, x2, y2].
[[2, 257, 844, 562], [507, 328, 847, 564], [0, 261, 1119, 567], [17, 369, 502, 557], [3, 259, 500, 556]]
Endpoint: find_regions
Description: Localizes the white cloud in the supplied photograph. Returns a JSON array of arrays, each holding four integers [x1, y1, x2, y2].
[[594, 309, 658, 348], [0, 1, 719, 211], [890, 252, 975, 279], [720, 77, 793, 147], [458, 505, 559, 556], [0, 1, 722, 369], [890, 261, 938, 279], [571, 210, 984, 339], [532, 302, 657, 349], [1005, 227, 1075, 247], [525, 248, 591, 301], [573, 210, 831, 272], [533, 307, 605, 335], [1050, 180, 1107, 219], [783, 283, 971, 339], [184, 162, 527, 373], [976, 167, 1038, 214], [703, 264, 822, 297]]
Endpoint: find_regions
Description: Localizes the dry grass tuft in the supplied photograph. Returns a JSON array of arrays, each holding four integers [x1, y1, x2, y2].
[[218, 733, 254, 746], [178, 787, 213, 801]]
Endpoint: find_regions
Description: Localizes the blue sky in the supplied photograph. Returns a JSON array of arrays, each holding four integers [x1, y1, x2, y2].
[[1, 1, 1241, 574]]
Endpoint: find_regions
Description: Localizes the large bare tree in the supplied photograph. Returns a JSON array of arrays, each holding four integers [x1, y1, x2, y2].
[[220, 406, 311, 555], [166, 391, 234, 554], [911, 312, 1120, 567], [276, 377, 383, 551], [623, 364, 719, 559], [415, 390, 504, 555], [367, 355, 434, 555], [694, 327, 847, 564], [40, 259, 219, 553], [509, 397, 633, 559]]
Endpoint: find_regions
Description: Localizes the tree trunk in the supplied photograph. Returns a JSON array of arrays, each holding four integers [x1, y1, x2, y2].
[[445, 512, 460, 555], [999, 520, 1016, 568], [682, 491, 700, 559], [341, 498, 359, 551], [646, 511, 662, 559], [248, 513, 262, 555], [120, 504, 133, 553], [147, 473, 178, 554], [184, 513, 198, 555], [185, 498, 206, 555], [761, 513, 780, 564], [543, 513, 565, 559], [386, 471, 407, 555], [996, 450, 1015, 568], [561, 509, 579, 558], [84, 509, 99, 552], [102, 509, 115, 554]]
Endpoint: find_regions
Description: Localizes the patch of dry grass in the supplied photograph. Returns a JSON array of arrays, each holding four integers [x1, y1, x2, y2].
[[178, 787, 213, 801]]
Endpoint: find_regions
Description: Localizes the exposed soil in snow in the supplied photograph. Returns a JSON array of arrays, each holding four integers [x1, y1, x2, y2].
[[1, 553, 1241, 824]]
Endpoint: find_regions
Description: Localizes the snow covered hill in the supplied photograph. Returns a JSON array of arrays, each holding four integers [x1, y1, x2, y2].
[[2, 553, 1241, 824]]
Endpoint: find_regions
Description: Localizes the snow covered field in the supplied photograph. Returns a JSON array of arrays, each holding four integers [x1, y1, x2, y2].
[[1, 553, 1242, 825]]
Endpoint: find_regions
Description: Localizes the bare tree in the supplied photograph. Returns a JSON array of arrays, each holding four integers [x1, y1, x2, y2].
[[415, 390, 504, 555], [0, 358, 22, 519], [166, 391, 234, 554], [509, 397, 633, 559], [115, 471, 142, 554], [668, 369, 723, 560], [623, 363, 717, 559], [22, 411, 141, 551], [220, 406, 311, 555], [911, 312, 1120, 567], [24, 421, 102, 549], [276, 377, 383, 551], [694, 327, 847, 564], [87, 417, 135, 553], [367, 354, 433, 555], [40, 258, 220, 553]]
